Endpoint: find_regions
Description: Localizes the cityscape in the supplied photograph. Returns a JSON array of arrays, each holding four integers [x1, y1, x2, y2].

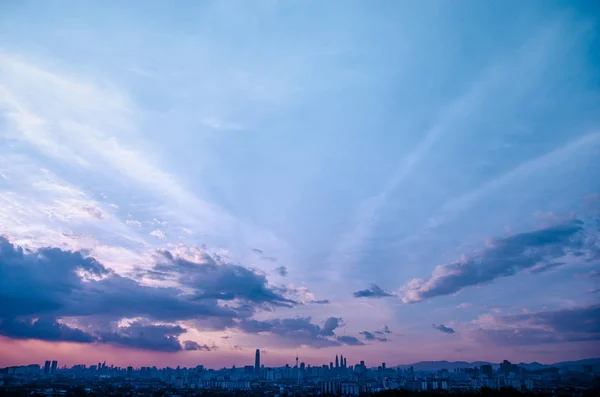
[[1, 350, 599, 396], [2, 1, 600, 397]]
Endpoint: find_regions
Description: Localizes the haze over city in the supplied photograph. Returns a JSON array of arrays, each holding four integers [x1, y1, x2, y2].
[[1, 0, 599, 373]]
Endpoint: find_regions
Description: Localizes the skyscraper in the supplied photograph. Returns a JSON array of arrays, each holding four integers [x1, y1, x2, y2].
[[335, 355, 339, 368], [44, 361, 50, 375], [51, 361, 58, 374], [255, 349, 260, 375], [340, 355, 344, 368]]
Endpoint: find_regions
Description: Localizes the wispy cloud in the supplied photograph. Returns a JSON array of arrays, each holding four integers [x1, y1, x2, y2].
[[0, 53, 285, 262], [325, 18, 580, 282]]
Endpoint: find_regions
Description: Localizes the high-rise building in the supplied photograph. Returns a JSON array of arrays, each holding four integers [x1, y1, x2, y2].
[[51, 361, 58, 374], [44, 361, 51, 375], [480, 364, 493, 377], [343, 357, 347, 368], [255, 349, 260, 375], [335, 355, 339, 368], [340, 355, 344, 368], [127, 366, 133, 378]]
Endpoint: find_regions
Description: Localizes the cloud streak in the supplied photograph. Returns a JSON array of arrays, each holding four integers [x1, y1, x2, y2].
[[401, 220, 586, 303]]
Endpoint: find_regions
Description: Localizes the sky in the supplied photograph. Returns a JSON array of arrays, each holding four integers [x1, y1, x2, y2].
[[0, 0, 599, 369]]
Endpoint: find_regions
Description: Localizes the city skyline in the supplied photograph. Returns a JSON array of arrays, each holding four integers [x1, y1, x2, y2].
[[1, 0, 600, 370], [5, 353, 599, 372], [5, 353, 597, 394]]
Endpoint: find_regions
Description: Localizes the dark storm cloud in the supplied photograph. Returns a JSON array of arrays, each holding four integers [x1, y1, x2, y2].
[[236, 317, 349, 348], [97, 321, 185, 352], [150, 251, 296, 307], [432, 324, 456, 334], [352, 284, 394, 298], [183, 340, 215, 351], [0, 315, 202, 353], [275, 265, 288, 277], [336, 336, 365, 346], [505, 304, 600, 334], [474, 304, 600, 346], [401, 220, 586, 303], [0, 237, 301, 349], [0, 317, 96, 343], [0, 237, 242, 323]]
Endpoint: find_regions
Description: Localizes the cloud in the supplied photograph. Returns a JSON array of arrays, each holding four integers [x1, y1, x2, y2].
[[150, 248, 296, 307], [359, 331, 388, 342], [0, 53, 284, 276], [0, 316, 206, 353], [125, 219, 142, 227], [375, 325, 392, 335], [149, 229, 166, 239], [236, 317, 344, 348], [325, 21, 568, 281], [352, 284, 394, 298], [275, 265, 288, 277], [81, 205, 105, 220], [432, 324, 456, 334], [336, 335, 365, 346], [320, 317, 342, 337], [0, 317, 96, 343], [313, 299, 330, 305], [401, 220, 585, 303], [0, 236, 299, 349], [97, 321, 186, 352], [183, 340, 215, 351], [251, 248, 264, 255], [473, 305, 600, 346]]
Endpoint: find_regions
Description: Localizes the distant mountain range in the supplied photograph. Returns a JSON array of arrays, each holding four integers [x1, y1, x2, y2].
[[394, 358, 600, 371]]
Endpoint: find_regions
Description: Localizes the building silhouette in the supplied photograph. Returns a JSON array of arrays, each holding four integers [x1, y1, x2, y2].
[[255, 349, 260, 375]]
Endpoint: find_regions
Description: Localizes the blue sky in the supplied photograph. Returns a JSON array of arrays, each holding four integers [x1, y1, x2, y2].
[[0, 0, 599, 367]]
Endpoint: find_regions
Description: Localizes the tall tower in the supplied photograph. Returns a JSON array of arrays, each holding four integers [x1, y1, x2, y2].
[[296, 354, 299, 385], [51, 361, 58, 374], [340, 355, 344, 368], [255, 349, 260, 375], [335, 355, 339, 368]]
